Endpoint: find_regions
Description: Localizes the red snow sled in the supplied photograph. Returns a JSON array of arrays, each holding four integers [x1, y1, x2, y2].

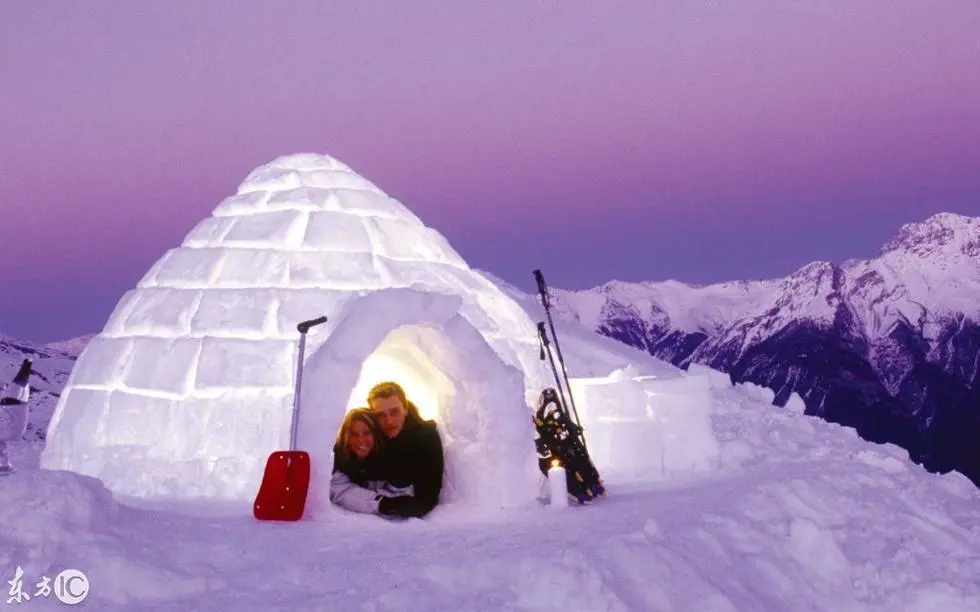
[[253, 316, 327, 522]]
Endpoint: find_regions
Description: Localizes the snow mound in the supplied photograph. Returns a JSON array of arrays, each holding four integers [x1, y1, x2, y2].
[[0, 469, 226, 607], [0, 469, 120, 547]]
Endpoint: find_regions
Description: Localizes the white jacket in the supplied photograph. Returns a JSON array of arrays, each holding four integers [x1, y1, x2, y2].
[[329, 470, 413, 515]]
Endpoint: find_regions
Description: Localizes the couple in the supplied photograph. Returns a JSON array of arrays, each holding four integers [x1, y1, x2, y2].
[[330, 381, 444, 519]]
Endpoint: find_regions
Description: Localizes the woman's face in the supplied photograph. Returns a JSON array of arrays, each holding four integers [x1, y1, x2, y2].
[[347, 419, 375, 460]]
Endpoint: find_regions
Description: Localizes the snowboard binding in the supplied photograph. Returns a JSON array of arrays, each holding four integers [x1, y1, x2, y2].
[[533, 387, 605, 504]]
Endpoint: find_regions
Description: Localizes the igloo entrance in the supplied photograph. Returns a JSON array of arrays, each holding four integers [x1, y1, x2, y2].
[[343, 327, 455, 421], [295, 289, 541, 518]]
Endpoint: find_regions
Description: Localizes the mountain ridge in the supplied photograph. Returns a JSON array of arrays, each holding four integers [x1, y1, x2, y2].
[[501, 212, 980, 485]]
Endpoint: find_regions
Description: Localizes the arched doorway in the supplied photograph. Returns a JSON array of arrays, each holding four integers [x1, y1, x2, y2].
[[296, 288, 540, 517]]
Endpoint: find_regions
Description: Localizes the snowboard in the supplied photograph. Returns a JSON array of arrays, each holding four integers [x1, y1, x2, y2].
[[533, 387, 605, 504]]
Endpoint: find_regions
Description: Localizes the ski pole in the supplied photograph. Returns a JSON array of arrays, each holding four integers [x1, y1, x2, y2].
[[533, 269, 583, 429], [537, 322, 569, 412], [537, 322, 591, 457]]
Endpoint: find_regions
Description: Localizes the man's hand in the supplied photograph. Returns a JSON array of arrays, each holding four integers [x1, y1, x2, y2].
[[378, 495, 426, 518]]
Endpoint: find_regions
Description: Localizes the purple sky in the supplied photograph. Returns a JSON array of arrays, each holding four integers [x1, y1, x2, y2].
[[2, 2, 979, 343]]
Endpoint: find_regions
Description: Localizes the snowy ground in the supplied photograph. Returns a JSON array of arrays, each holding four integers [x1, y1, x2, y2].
[[3, 379, 980, 611]]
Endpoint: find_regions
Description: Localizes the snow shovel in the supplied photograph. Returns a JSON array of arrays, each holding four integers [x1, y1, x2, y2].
[[253, 315, 327, 521]]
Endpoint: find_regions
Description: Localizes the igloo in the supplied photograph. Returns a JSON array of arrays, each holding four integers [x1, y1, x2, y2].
[[40, 153, 554, 515]]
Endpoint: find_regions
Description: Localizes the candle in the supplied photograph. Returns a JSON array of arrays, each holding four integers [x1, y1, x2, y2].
[[547, 458, 568, 508]]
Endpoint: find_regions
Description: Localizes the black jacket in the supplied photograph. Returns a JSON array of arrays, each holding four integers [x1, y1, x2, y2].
[[380, 419, 444, 516]]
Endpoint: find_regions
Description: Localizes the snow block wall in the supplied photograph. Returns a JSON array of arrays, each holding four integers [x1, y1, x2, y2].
[[41, 153, 552, 510], [571, 366, 721, 482]]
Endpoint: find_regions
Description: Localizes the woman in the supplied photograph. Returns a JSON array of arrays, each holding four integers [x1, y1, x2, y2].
[[329, 408, 410, 515]]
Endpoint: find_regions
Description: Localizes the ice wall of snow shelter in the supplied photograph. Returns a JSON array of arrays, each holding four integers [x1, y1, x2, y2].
[[297, 288, 546, 515], [569, 367, 721, 482], [38, 153, 553, 506]]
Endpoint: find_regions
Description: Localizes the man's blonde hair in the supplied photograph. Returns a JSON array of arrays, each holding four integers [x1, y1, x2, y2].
[[367, 381, 423, 424]]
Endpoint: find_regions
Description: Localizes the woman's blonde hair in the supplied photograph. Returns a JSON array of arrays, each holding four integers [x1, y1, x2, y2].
[[334, 407, 382, 466], [367, 381, 423, 424]]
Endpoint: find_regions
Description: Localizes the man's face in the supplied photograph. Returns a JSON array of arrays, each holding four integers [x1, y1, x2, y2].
[[371, 395, 407, 439]]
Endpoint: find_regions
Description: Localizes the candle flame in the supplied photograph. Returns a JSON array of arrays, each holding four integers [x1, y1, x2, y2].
[[550, 458, 561, 468]]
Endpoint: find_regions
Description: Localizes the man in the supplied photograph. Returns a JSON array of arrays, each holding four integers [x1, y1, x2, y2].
[[0, 359, 32, 475], [367, 381, 444, 519]]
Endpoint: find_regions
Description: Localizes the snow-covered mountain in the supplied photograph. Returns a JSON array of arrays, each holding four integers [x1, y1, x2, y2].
[[513, 212, 980, 486], [42, 333, 96, 358], [0, 333, 77, 442]]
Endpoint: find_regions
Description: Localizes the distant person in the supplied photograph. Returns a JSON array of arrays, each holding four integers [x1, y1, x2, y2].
[[367, 381, 444, 518], [0, 359, 32, 475], [329, 408, 412, 516]]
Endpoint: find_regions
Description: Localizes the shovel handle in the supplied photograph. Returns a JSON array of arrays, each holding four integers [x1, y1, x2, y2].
[[290, 315, 326, 451], [297, 316, 328, 334]]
